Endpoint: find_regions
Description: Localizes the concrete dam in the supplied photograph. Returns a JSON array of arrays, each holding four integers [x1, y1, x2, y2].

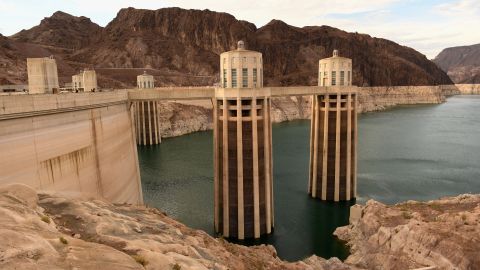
[[0, 91, 143, 205], [0, 84, 359, 238]]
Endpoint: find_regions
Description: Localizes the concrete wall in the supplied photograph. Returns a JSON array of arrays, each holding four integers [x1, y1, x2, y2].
[[0, 91, 143, 205], [455, 84, 480, 95]]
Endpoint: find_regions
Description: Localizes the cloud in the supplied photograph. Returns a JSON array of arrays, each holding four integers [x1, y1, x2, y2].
[[435, 0, 480, 16]]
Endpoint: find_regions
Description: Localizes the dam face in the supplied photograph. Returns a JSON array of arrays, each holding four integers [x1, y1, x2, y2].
[[0, 91, 143, 205]]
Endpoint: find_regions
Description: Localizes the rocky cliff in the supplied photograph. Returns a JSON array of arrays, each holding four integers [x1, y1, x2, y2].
[[73, 7, 453, 87], [0, 183, 355, 270], [156, 85, 459, 138], [434, 44, 480, 84], [1, 8, 453, 88], [455, 84, 480, 95], [334, 194, 480, 270]]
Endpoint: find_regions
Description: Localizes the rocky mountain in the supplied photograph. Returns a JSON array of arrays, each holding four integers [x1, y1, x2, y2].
[[0, 11, 101, 85], [0, 7, 453, 88], [0, 34, 24, 84], [11, 11, 102, 50], [434, 44, 480, 83]]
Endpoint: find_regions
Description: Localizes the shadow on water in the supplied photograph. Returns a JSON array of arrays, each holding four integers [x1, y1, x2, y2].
[[229, 199, 354, 261]]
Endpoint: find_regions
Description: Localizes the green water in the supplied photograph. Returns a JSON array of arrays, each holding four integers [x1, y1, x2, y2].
[[139, 95, 480, 261]]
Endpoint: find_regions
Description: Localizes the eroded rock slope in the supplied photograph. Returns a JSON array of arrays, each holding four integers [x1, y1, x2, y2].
[[0, 184, 354, 270], [335, 194, 480, 270]]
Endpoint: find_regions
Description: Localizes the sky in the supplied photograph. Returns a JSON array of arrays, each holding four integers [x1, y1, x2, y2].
[[0, 0, 479, 59]]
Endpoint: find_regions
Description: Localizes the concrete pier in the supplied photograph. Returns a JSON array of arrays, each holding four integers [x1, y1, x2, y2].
[[309, 91, 357, 201], [214, 88, 273, 239]]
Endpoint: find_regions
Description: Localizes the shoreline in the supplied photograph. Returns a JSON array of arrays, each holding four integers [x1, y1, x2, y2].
[[155, 87, 477, 140]]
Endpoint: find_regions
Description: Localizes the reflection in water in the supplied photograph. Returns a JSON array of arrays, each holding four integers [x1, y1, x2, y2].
[[139, 96, 480, 261]]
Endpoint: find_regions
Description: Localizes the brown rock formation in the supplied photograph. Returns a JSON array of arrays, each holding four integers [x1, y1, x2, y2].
[[11, 11, 102, 50], [434, 44, 480, 83], [334, 194, 480, 270], [0, 183, 356, 270], [1, 8, 452, 88]]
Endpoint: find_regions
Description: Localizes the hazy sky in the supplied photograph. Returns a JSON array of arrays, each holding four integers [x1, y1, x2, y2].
[[0, 0, 479, 58]]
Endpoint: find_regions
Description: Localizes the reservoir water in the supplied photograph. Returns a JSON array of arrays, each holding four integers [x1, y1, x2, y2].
[[139, 95, 480, 261]]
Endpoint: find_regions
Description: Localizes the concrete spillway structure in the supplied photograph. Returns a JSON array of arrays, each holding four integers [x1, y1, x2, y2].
[[309, 50, 357, 201], [214, 41, 273, 239]]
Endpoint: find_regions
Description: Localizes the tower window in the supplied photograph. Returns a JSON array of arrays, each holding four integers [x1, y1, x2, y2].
[[223, 69, 227, 88], [332, 71, 336, 86], [232, 69, 237, 88], [242, 68, 248, 88], [253, 68, 257, 87], [260, 69, 263, 86], [348, 71, 351, 86], [340, 71, 345, 86]]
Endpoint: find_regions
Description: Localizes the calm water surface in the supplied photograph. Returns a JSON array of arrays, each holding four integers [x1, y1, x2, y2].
[[139, 95, 480, 261]]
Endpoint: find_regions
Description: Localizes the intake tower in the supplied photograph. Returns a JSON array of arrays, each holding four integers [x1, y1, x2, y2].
[[214, 41, 274, 239]]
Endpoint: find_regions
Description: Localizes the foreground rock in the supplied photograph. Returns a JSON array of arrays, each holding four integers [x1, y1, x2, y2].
[[0, 184, 354, 270], [335, 194, 480, 270]]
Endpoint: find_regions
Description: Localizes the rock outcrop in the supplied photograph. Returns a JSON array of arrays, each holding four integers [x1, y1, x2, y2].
[[0, 34, 26, 85], [334, 194, 480, 270], [11, 11, 102, 50], [74, 7, 452, 87], [1, 8, 452, 88], [157, 101, 213, 138], [455, 84, 480, 95], [434, 44, 480, 84], [158, 85, 459, 138], [0, 183, 355, 270]]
